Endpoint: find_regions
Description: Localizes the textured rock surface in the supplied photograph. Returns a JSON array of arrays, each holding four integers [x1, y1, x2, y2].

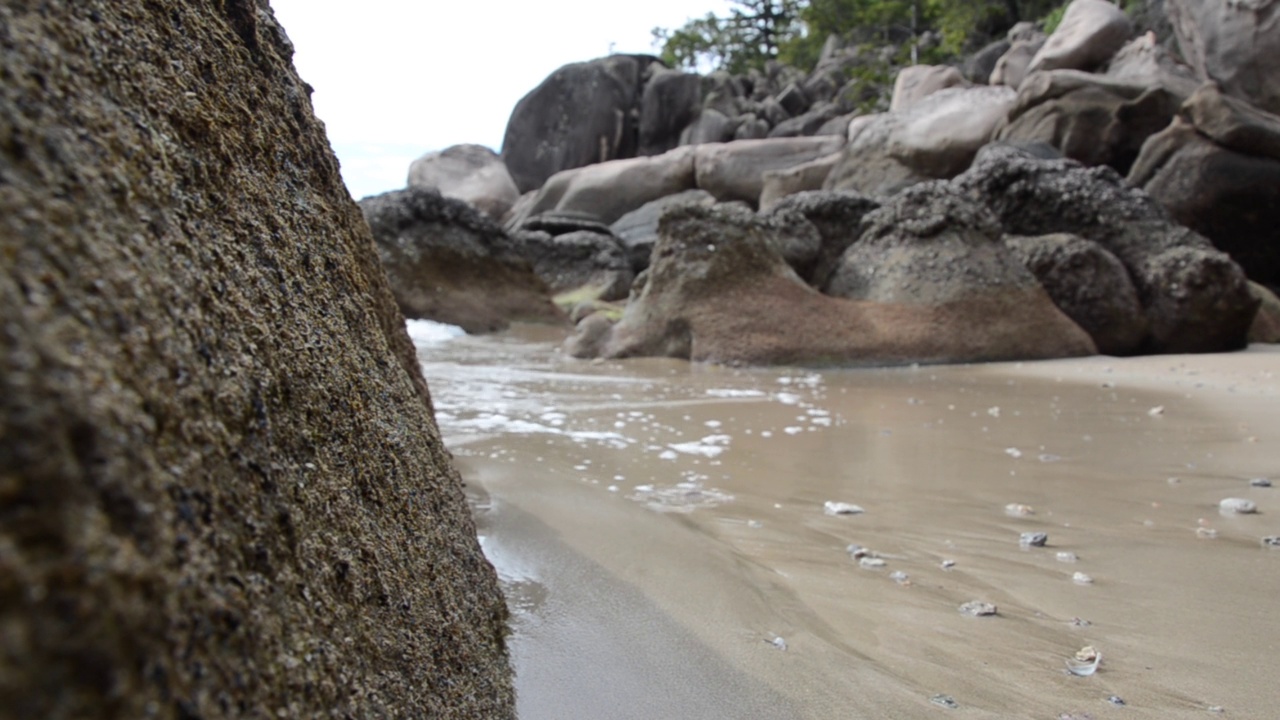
[[407, 144, 520, 219], [694, 136, 845, 205], [0, 2, 514, 718], [361, 189, 564, 332], [767, 191, 882, 288], [958, 144, 1257, 352], [567, 205, 1094, 366], [511, 229, 634, 302], [1166, 0, 1280, 115], [995, 70, 1180, 175], [639, 68, 702, 156], [514, 146, 697, 226], [1005, 234, 1148, 355], [890, 65, 968, 113], [609, 189, 717, 272]]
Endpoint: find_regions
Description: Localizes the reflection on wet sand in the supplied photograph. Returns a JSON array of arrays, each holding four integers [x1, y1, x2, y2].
[[417, 324, 1279, 719]]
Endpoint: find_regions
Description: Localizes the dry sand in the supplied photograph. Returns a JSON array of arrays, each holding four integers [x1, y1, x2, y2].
[[419, 328, 1279, 719]]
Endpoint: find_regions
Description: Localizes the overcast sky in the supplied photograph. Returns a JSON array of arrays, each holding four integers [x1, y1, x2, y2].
[[269, 1, 733, 199]]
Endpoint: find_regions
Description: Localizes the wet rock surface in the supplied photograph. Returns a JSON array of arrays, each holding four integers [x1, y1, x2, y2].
[[0, 3, 513, 716]]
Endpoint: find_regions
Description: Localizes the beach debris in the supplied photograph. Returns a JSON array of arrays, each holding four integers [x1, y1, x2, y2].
[[959, 601, 998, 617], [988, 406, 1001, 418], [1167, 476, 1181, 485], [1020, 531, 1049, 547], [1072, 572, 1094, 585], [1057, 714, 1095, 720], [824, 501, 865, 516], [1005, 503, 1035, 517], [747, 520, 762, 529], [765, 635, 787, 651], [1148, 405, 1165, 417], [1066, 646, 1101, 676], [1208, 705, 1225, 713], [1069, 617, 1092, 627], [1219, 497, 1258, 514], [940, 559, 956, 570], [1196, 526, 1219, 539], [1250, 477, 1272, 488], [930, 694, 959, 709], [1262, 536, 1280, 548], [1106, 695, 1126, 707], [1056, 551, 1079, 563], [1005, 447, 1023, 459], [846, 544, 871, 559], [859, 557, 887, 569]]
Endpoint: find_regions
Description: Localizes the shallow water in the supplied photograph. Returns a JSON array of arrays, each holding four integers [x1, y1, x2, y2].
[[416, 324, 1280, 719]]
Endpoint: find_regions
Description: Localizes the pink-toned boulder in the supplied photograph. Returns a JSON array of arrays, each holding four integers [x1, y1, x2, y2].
[[890, 65, 968, 112], [1030, 0, 1133, 74], [759, 152, 842, 210], [407, 144, 520, 220], [693, 136, 846, 205], [518, 146, 697, 225]]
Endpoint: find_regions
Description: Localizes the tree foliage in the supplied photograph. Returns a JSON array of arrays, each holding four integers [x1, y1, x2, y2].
[[655, 0, 1070, 73]]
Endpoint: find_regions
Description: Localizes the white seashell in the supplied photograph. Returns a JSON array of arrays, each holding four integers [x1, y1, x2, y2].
[[1148, 405, 1165, 416], [859, 557, 887, 569], [1065, 647, 1101, 676], [846, 544, 869, 559], [1196, 526, 1219, 539], [940, 559, 956, 570], [1072, 571, 1094, 585], [765, 635, 787, 651], [1219, 497, 1258, 514], [1005, 447, 1023, 458], [1005, 503, 1035, 517], [889, 571, 910, 585], [824, 501, 865, 516], [1020, 531, 1048, 547], [1055, 551, 1078, 563], [958, 601, 997, 617]]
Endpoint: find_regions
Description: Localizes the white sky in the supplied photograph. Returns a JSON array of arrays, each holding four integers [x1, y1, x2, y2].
[[270, 1, 733, 199]]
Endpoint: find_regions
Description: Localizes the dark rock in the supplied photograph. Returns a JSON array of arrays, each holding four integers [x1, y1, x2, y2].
[[760, 96, 792, 127], [1005, 234, 1148, 355], [956, 144, 1257, 352], [768, 103, 843, 138], [639, 68, 702, 156], [995, 70, 1181, 175], [1248, 282, 1280, 343], [521, 212, 616, 237], [511, 230, 634, 302], [966, 40, 1012, 83], [501, 54, 659, 193], [777, 82, 812, 116], [1130, 118, 1280, 288], [361, 189, 564, 332], [610, 189, 718, 272], [0, 3, 513, 717], [766, 191, 882, 287], [735, 114, 772, 140]]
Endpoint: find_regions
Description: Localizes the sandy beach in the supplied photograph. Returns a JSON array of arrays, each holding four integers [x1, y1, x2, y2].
[[416, 324, 1279, 719]]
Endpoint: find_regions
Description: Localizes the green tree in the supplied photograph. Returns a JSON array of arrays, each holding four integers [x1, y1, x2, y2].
[[653, 0, 801, 74]]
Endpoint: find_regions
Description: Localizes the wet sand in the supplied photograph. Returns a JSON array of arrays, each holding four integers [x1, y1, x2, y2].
[[417, 326, 1279, 718]]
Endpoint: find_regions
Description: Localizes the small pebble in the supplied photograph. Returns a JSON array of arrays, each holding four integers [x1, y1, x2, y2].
[[1106, 695, 1126, 707], [1005, 447, 1023, 459], [1262, 536, 1280, 548], [1005, 503, 1035, 517], [930, 694, 959, 709], [1056, 551, 1079, 563], [959, 601, 998, 617], [1148, 405, 1165, 417], [1208, 705, 1225, 713], [859, 557, 887, 569], [940, 559, 956, 570], [747, 520, 762, 529], [1020, 531, 1049, 547], [846, 544, 869, 559], [889, 570, 910, 585], [1196, 527, 1219, 539], [1250, 478, 1272, 488], [1072, 572, 1094, 585], [824, 501, 865, 516], [765, 635, 787, 651], [1070, 617, 1092, 627], [1219, 497, 1258, 514]]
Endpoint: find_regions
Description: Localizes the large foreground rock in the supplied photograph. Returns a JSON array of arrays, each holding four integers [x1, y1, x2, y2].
[[361, 189, 563, 332], [0, 3, 513, 717], [407, 144, 520, 220], [567, 205, 1094, 365], [957, 144, 1257, 352]]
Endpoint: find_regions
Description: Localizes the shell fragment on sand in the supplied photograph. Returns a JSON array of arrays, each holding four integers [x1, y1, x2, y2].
[[824, 501, 866, 515], [959, 601, 998, 617], [1219, 497, 1258, 514], [1020, 531, 1049, 547], [1065, 646, 1101, 676]]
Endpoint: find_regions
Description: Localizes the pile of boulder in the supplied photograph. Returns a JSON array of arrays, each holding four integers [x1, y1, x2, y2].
[[377, 0, 1280, 365]]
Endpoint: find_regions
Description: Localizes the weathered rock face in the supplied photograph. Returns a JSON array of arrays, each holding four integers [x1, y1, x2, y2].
[[566, 204, 1095, 366], [1103, 32, 1200, 99], [766, 191, 883, 288], [890, 65, 968, 113], [361, 189, 564, 332], [0, 3, 513, 718], [758, 152, 842, 211], [957, 144, 1257, 352], [1030, 0, 1133, 74], [694, 136, 846, 205], [609, 189, 717, 272], [510, 229, 634, 302], [1165, 0, 1280, 116], [1129, 84, 1280, 288], [407, 144, 520, 220], [501, 54, 659, 193], [639, 68, 702, 156], [1004, 234, 1148, 355], [995, 70, 1180, 175]]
